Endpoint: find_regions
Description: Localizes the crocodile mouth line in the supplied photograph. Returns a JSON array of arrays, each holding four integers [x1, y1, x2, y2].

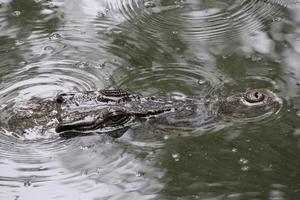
[[55, 108, 173, 134]]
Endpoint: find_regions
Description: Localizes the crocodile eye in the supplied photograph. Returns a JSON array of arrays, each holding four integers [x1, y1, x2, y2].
[[245, 91, 265, 103]]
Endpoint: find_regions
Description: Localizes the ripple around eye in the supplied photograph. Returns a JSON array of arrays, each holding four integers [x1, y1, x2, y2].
[[105, 0, 286, 42], [212, 75, 284, 97]]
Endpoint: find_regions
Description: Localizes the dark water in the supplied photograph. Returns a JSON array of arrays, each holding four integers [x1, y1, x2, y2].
[[0, 0, 300, 199]]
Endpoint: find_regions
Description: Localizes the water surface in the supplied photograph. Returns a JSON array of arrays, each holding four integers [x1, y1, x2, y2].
[[0, 0, 300, 199]]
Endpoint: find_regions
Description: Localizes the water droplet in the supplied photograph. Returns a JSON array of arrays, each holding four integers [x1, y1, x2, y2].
[[251, 56, 262, 61], [104, 76, 110, 81], [12, 11, 21, 16], [98, 9, 109, 17], [222, 55, 230, 59], [198, 80, 206, 85], [164, 135, 169, 140], [99, 62, 106, 68], [43, 46, 55, 53], [16, 40, 25, 46], [239, 158, 248, 164], [241, 166, 249, 171], [80, 145, 89, 150], [136, 171, 145, 177], [272, 17, 281, 22], [185, 106, 192, 111], [172, 153, 180, 161], [19, 61, 27, 66], [232, 148, 238, 153], [81, 170, 88, 176], [174, 0, 183, 5], [75, 62, 89, 68], [48, 2, 58, 9], [96, 168, 101, 175], [23, 179, 32, 187], [49, 32, 61, 40], [144, 0, 156, 8]]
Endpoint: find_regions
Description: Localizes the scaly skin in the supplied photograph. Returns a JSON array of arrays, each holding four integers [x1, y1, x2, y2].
[[2, 89, 282, 139], [55, 89, 282, 138]]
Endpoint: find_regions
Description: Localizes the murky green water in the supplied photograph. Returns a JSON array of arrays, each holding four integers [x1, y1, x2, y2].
[[0, 0, 300, 199]]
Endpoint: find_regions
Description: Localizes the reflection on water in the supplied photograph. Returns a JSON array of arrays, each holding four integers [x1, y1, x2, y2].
[[0, 0, 300, 199]]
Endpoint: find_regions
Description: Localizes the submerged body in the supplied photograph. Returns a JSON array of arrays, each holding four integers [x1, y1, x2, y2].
[[1, 89, 282, 139]]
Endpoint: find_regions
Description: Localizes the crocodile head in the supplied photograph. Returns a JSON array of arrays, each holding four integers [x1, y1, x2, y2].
[[55, 89, 282, 138], [219, 89, 282, 118]]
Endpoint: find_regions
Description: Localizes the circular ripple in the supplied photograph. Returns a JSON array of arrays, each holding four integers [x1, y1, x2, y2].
[[114, 62, 224, 96], [0, 133, 164, 199], [0, 60, 107, 101], [0, 1, 291, 199], [104, 0, 286, 41]]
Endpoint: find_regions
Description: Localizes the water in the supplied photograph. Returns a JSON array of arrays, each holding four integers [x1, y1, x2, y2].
[[0, 0, 300, 199]]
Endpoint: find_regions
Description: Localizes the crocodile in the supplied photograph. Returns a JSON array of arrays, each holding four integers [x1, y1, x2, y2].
[[0, 89, 282, 139]]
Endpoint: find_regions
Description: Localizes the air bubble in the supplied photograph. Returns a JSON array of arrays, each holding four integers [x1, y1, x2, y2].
[[198, 80, 206, 85], [43, 46, 55, 53], [16, 40, 25, 46], [241, 166, 249, 171], [49, 33, 61, 40], [239, 158, 249, 164], [172, 153, 180, 161], [12, 11, 21, 16], [144, 0, 156, 8], [75, 62, 89, 68]]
